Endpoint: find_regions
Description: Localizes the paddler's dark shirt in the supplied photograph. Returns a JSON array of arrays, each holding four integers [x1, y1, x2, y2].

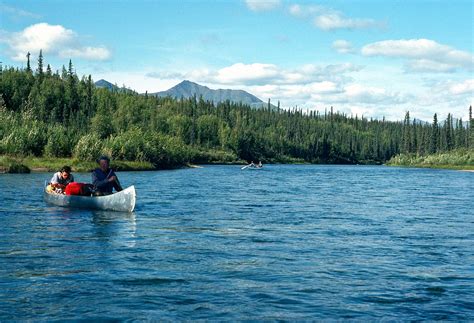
[[92, 168, 118, 193]]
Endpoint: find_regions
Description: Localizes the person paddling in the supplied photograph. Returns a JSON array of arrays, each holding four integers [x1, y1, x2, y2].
[[92, 156, 123, 195]]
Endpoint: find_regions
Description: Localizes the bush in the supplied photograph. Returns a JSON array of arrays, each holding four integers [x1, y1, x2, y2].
[[73, 133, 104, 161], [104, 128, 189, 168], [0, 156, 30, 173], [44, 125, 72, 157], [0, 121, 47, 156], [189, 148, 238, 164]]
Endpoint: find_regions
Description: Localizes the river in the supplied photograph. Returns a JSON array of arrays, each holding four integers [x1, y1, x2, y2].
[[0, 165, 473, 320]]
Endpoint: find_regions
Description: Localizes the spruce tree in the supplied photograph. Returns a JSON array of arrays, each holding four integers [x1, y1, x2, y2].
[[412, 118, 417, 154], [26, 52, 31, 72], [403, 111, 411, 153], [470, 106, 473, 148], [37, 49, 44, 77], [445, 113, 453, 151], [430, 113, 438, 154]]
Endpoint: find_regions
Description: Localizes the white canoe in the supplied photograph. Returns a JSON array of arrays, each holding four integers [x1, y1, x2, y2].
[[241, 165, 263, 170], [44, 183, 136, 212]]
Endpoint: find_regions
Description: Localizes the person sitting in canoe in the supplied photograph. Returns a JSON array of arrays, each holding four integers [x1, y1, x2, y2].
[[92, 156, 123, 195], [49, 166, 74, 191]]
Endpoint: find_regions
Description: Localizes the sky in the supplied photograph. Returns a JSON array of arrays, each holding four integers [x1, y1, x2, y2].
[[0, 0, 473, 121]]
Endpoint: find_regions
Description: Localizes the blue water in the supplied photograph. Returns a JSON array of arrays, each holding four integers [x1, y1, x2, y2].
[[0, 165, 473, 320]]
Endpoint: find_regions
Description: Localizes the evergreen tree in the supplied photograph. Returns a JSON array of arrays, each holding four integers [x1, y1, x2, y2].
[[430, 113, 438, 154], [412, 119, 417, 153], [402, 111, 411, 153], [470, 106, 473, 148], [26, 52, 31, 72], [37, 49, 44, 78]]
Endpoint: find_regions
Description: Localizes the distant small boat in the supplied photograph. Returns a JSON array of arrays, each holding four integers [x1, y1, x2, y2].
[[241, 164, 263, 170], [43, 182, 136, 212]]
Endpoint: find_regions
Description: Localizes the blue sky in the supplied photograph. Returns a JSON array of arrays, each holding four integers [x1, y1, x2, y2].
[[1, 0, 472, 120]]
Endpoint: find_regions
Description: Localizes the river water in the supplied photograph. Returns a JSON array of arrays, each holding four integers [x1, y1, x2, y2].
[[0, 165, 473, 320]]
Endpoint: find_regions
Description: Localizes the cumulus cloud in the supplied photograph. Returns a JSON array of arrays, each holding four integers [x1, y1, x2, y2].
[[288, 4, 383, 31], [332, 40, 354, 54], [314, 13, 379, 31], [146, 62, 362, 86], [215, 63, 279, 84], [288, 4, 324, 17], [144, 62, 412, 118], [339, 84, 409, 104], [245, 0, 281, 12], [0, 23, 111, 61], [449, 79, 474, 95], [362, 39, 474, 73]]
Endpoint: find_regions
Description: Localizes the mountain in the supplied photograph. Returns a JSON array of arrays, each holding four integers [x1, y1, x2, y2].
[[152, 80, 272, 109], [94, 79, 118, 90], [95, 79, 136, 94]]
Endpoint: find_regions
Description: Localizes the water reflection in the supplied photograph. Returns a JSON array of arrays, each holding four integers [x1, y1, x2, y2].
[[91, 211, 137, 248]]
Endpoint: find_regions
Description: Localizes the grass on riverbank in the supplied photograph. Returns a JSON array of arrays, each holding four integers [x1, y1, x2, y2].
[[387, 149, 474, 170], [0, 155, 156, 173]]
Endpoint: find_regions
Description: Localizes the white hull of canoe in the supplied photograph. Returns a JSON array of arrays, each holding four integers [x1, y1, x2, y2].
[[44, 184, 136, 212], [241, 165, 263, 170]]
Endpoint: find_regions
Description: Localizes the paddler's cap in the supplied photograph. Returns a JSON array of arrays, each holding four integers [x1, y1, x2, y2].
[[96, 155, 110, 164]]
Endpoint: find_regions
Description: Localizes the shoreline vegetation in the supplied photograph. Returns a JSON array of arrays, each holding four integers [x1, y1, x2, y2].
[[1, 54, 473, 173], [0, 155, 249, 173], [386, 149, 474, 171], [2, 151, 474, 173]]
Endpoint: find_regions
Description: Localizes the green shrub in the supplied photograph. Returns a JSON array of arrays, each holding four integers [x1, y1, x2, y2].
[[0, 156, 31, 173], [44, 125, 72, 157], [103, 128, 189, 167], [189, 148, 238, 164], [0, 121, 47, 156], [73, 133, 104, 161]]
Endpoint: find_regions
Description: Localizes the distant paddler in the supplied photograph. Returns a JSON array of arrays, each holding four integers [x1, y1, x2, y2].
[[241, 161, 263, 170], [92, 156, 123, 196]]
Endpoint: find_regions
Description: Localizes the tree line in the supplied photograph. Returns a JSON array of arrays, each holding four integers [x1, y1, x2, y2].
[[0, 53, 473, 168]]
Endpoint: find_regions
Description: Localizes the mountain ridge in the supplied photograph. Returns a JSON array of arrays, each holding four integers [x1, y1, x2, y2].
[[151, 80, 273, 108]]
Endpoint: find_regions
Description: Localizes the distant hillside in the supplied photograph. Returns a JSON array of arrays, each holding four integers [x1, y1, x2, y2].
[[94, 79, 117, 90], [151, 80, 274, 109]]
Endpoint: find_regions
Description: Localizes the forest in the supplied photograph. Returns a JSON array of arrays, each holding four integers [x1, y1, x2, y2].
[[1, 52, 473, 169]]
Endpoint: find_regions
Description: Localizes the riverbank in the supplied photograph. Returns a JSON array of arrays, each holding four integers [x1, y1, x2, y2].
[[0, 154, 312, 173], [0, 156, 156, 173], [4, 153, 473, 173], [387, 149, 474, 171]]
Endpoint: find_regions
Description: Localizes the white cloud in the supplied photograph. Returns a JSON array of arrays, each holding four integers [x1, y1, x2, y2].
[[0, 23, 111, 61], [342, 84, 407, 104], [288, 4, 324, 17], [314, 13, 379, 31], [362, 39, 473, 72], [117, 62, 472, 121], [332, 40, 354, 54], [146, 62, 362, 86], [215, 63, 280, 84], [405, 59, 458, 73], [449, 79, 474, 95], [245, 0, 280, 12], [288, 4, 383, 31], [60, 46, 111, 61]]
